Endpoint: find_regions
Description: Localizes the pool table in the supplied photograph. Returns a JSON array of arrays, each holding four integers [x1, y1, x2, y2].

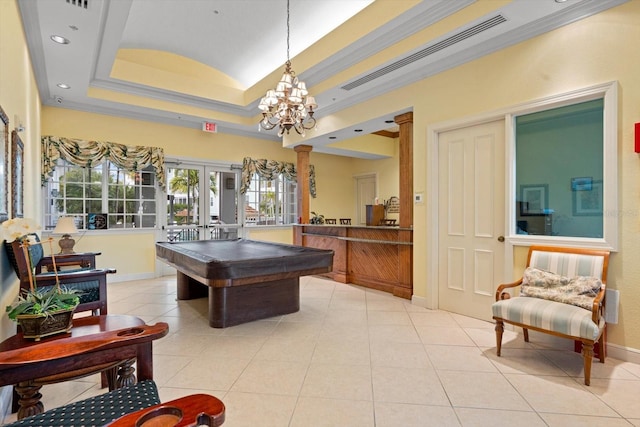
[[155, 239, 334, 327]]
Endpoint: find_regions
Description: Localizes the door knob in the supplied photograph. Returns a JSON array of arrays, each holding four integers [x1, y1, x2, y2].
[[497, 236, 505, 242]]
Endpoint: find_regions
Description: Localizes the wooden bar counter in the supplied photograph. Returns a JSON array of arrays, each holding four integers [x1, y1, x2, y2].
[[293, 224, 413, 299]]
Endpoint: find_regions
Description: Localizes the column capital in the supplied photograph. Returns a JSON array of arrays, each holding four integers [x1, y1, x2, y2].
[[294, 144, 313, 153], [394, 112, 413, 126]]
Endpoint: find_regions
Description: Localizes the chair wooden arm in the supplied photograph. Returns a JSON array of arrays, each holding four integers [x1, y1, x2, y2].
[[495, 278, 523, 301], [591, 285, 606, 324]]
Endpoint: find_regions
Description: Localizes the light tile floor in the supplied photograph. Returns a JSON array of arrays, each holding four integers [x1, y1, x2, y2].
[[3, 275, 640, 426]]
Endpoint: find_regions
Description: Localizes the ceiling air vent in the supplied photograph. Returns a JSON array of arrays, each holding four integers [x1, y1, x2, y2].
[[66, 0, 88, 9], [342, 14, 507, 91]]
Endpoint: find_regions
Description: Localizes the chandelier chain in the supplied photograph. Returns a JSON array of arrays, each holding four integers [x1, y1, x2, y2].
[[286, 0, 290, 63]]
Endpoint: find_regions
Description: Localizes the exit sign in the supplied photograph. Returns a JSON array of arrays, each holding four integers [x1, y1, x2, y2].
[[202, 122, 217, 133]]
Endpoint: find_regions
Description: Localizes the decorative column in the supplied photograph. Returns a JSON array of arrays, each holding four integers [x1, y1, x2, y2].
[[294, 144, 312, 224], [394, 112, 413, 299], [395, 112, 413, 228], [293, 145, 312, 246]]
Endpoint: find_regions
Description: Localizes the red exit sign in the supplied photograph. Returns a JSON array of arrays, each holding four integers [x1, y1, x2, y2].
[[202, 122, 217, 133]]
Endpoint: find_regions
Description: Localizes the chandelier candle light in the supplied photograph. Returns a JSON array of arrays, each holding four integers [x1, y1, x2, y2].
[[258, 0, 317, 137]]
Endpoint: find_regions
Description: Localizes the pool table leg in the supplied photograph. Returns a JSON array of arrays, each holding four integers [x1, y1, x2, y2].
[[208, 277, 300, 328], [176, 271, 208, 300]]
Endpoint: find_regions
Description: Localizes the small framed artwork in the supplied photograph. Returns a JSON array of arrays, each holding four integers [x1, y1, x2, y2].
[[11, 130, 24, 219], [573, 180, 602, 216], [571, 177, 593, 191], [88, 213, 108, 230], [0, 105, 8, 222], [519, 184, 548, 216]]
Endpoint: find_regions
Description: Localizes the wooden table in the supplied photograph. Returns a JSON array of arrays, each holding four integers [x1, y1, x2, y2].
[[36, 251, 101, 272], [0, 315, 169, 419], [156, 239, 333, 328]]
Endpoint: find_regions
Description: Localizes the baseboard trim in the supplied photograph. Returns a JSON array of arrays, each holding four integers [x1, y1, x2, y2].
[[108, 272, 155, 283]]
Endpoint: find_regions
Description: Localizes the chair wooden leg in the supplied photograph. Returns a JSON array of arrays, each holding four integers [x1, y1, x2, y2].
[[495, 320, 504, 356], [523, 328, 529, 342], [598, 327, 606, 363], [582, 341, 594, 386]]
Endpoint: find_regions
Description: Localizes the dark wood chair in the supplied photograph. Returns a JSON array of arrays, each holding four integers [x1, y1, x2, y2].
[[324, 218, 337, 224], [339, 218, 351, 225], [5, 234, 115, 316]]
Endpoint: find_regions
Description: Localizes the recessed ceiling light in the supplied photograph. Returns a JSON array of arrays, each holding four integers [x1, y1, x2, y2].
[[354, 129, 363, 132], [384, 120, 394, 124], [50, 35, 70, 44], [555, 0, 568, 3], [57, 83, 71, 89], [329, 136, 337, 140]]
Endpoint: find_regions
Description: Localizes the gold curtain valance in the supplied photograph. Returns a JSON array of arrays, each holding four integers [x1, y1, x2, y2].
[[41, 136, 166, 190], [240, 157, 316, 198]]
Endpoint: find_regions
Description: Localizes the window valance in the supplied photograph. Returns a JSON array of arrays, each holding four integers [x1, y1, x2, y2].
[[240, 157, 316, 198], [41, 136, 166, 190]]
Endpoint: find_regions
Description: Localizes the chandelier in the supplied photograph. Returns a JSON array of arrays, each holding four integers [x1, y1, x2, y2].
[[258, 0, 317, 137]]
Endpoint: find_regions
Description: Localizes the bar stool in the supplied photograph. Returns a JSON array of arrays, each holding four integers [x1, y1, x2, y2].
[[325, 218, 337, 224], [339, 218, 351, 225]]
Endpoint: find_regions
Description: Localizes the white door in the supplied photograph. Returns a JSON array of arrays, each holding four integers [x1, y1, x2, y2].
[[356, 175, 376, 225], [437, 120, 505, 321]]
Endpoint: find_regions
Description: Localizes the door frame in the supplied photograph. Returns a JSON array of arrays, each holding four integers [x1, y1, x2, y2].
[[426, 112, 513, 310]]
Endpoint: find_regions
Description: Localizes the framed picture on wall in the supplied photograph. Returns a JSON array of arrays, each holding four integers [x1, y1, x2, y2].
[[88, 213, 108, 230], [0, 105, 8, 222], [519, 184, 548, 216], [11, 130, 24, 218], [573, 180, 602, 216]]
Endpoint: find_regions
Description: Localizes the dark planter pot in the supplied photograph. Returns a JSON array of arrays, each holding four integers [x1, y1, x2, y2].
[[16, 308, 75, 341]]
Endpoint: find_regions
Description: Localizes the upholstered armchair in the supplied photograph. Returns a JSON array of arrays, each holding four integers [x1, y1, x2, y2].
[[5, 234, 115, 316], [492, 245, 609, 386]]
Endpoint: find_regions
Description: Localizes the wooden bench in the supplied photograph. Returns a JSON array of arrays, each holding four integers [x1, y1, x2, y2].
[[492, 246, 609, 385]]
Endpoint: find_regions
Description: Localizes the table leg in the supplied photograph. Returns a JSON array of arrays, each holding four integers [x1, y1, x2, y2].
[[15, 381, 44, 420], [136, 342, 154, 381], [116, 358, 136, 388], [177, 271, 208, 300]]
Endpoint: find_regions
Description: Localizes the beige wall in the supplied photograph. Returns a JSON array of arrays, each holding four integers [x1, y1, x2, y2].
[[3, 0, 640, 353], [0, 0, 42, 340]]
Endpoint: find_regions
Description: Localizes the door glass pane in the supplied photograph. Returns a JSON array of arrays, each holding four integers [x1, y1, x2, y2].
[[167, 167, 201, 226]]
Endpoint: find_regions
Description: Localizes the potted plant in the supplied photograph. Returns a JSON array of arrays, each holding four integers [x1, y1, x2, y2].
[[309, 211, 325, 224], [2, 218, 80, 340]]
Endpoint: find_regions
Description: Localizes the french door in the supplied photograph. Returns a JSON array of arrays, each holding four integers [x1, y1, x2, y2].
[[163, 162, 241, 243]]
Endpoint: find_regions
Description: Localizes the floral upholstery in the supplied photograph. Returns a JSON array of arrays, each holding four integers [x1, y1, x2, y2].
[[520, 267, 602, 310]]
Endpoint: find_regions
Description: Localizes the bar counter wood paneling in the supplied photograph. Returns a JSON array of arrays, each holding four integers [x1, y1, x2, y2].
[[293, 224, 413, 299]]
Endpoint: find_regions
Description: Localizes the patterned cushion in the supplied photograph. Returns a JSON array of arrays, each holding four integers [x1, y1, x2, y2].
[[520, 267, 602, 310], [492, 297, 604, 340], [4, 380, 160, 427]]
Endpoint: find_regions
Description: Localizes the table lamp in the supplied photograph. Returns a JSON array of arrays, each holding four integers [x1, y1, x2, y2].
[[53, 217, 79, 254]]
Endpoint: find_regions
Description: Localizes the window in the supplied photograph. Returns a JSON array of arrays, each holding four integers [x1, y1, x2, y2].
[[244, 174, 297, 226], [43, 158, 157, 230], [509, 82, 618, 250]]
